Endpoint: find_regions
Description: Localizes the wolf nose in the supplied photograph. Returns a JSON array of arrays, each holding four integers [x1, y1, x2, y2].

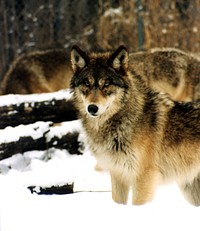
[[87, 104, 99, 116]]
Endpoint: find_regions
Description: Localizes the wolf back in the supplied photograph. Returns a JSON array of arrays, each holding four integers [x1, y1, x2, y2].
[[129, 48, 200, 102], [0, 49, 73, 94]]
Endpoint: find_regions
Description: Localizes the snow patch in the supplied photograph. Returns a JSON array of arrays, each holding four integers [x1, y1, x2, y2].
[[46, 120, 83, 142], [0, 121, 51, 143], [0, 89, 73, 107], [104, 7, 122, 17]]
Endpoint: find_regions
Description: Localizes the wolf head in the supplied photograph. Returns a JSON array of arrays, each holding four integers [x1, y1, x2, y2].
[[70, 45, 129, 118]]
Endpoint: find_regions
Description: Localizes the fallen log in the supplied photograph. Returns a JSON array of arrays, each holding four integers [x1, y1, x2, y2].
[[0, 89, 78, 129], [0, 120, 84, 160], [28, 183, 74, 195]]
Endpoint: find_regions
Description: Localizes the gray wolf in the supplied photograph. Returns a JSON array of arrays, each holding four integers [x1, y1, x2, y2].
[[70, 45, 200, 205], [1, 47, 199, 102], [129, 48, 200, 102], [0, 49, 73, 94]]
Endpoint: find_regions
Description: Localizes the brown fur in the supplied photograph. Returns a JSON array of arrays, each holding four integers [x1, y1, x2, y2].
[[1, 47, 199, 102], [0, 49, 73, 94], [70, 45, 200, 205], [129, 48, 200, 102]]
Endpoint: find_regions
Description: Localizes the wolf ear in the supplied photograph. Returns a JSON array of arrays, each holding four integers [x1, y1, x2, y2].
[[71, 45, 89, 72], [107, 45, 129, 72]]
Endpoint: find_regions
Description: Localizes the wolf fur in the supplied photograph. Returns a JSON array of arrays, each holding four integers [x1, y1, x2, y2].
[[70, 45, 200, 205], [0, 49, 73, 94], [1, 47, 199, 101], [129, 48, 200, 102]]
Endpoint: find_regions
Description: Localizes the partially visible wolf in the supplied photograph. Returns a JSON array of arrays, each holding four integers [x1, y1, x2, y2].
[[129, 48, 200, 102], [1, 47, 200, 102], [70, 45, 200, 205], [0, 49, 73, 94]]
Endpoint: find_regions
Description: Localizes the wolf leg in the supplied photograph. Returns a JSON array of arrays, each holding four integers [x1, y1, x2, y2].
[[132, 169, 159, 205], [179, 174, 200, 206], [110, 172, 129, 204]]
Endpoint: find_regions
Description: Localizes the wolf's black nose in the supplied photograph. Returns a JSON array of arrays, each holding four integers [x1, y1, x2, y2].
[[87, 104, 99, 115]]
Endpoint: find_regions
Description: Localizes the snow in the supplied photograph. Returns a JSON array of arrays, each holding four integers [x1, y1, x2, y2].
[[46, 120, 83, 142], [0, 121, 200, 230], [104, 7, 122, 17], [0, 89, 72, 107], [0, 122, 51, 143]]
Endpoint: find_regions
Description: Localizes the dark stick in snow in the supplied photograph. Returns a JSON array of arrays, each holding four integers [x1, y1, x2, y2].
[[27, 183, 111, 195], [28, 183, 74, 195]]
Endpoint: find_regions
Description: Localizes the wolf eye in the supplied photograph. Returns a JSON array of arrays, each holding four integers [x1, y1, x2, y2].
[[84, 79, 90, 87], [104, 79, 110, 87]]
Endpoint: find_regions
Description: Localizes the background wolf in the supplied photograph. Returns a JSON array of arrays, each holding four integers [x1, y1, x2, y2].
[[130, 48, 200, 102], [1, 47, 200, 102], [0, 49, 73, 94], [70, 45, 200, 206]]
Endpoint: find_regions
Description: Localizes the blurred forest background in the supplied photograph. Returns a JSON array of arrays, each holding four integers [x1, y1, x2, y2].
[[0, 0, 200, 79]]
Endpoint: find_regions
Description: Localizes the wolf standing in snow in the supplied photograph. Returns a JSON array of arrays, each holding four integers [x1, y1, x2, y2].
[[70, 45, 200, 205]]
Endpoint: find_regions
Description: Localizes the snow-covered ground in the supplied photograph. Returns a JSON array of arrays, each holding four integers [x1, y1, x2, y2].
[[0, 89, 73, 107], [0, 122, 200, 231]]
